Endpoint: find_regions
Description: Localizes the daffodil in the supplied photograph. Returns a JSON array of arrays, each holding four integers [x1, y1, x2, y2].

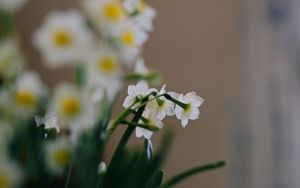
[[33, 10, 93, 67], [45, 139, 72, 174], [0, 158, 22, 188], [135, 111, 163, 139], [0, 0, 27, 11], [115, 21, 148, 63], [0, 40, 23, 83], [174, 92, 204, 127], [13, 71, 45, 117], [123, 81, 153, 108], [82, 0, 127, 31], [145, 85, 175, 120], [51, 83, 84, 126]]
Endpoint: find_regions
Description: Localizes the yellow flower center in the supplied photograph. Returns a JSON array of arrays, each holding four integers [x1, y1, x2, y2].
[[0, 171, 12, 188], [103, 2, 124, 22], [98, 56, 118, 74], [60, 96, 81, 117], [54, 149, 71, 167], [138, 0, 146, 12], [121, 30, 135, 47], [15, 91, 37, 108], [53, 30, 72, 47]]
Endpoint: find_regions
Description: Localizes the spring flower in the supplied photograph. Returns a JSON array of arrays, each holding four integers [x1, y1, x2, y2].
[[82, 0, 126, 31], [136, 111, 163, 139], [115, 21, 148, 63], [0, 40, 23, 83], [123, 81, 153, 108], [45, 139, 72, 174], [50, 83, 84, 127], [174, 92, 204, 127], [124, 0, 156, 32], [0, 158, 22, 188], [145, 85, 175, 120], [0, 0, 27, 11], [13, 71, 45, 117], [33, 10, 93, 67], [134, 58, 149, 75]]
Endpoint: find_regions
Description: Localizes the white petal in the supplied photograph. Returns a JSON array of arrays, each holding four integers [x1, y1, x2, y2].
[[181, 119, 189, 128], [123, 96, 134, 108]]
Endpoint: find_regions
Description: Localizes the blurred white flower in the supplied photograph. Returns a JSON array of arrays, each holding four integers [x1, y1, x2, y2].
[[82, 0, 126, 31], [50, 83, 84, 127], [0, 157, 22, 188], [174, 92, 204, 127], [134, 58, 149, 75], [145, 85, 175, 120], [0, 0, 28, 11], [133, 3, 156, 32], [33, 10, 93, 67], [135, 111, 163, 139], [123, 81, 152, 108], [97, 161, 107, 175], [124, 0, 156, 32], [115, 21, 148, 63], [0, 40, 23, 82], [13, 71, 45, 117], [45, 138, 72, 174]]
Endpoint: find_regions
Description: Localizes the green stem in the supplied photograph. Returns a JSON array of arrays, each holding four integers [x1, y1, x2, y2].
[[160, 161, 226, 188], [120, 120, 160, 131], [163, 93, 189, 110], [75, 65, 85, 88]]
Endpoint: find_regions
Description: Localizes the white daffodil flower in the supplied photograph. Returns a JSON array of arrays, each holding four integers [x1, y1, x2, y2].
[[51, 83, 84, 126], [0, 40, 23, 82], [135, 111, 163, 139], [174, 92, 204, 127], [134, 58, 149, 75], [86, 45, 122, 101], [133, 4, 156, 32], [13, 71, 45, 117], [123, 81, 153, 108], [45, 139, 72, 174], [0, 157, 22, 188], [33, 10, 93, 67], [82, 0, 126, 32], [0, 0, 28, 12], [114, 21, 148, 63], [145, 85, 175, 120]]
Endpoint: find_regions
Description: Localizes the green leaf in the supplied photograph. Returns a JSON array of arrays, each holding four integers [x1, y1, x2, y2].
[[146, 170, 164, 188], [160, 161, 226, 188]]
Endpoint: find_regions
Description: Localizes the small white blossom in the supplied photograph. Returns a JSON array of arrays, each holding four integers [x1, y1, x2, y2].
[[0, 40, 23, 82], [82, 0, 126, 32], [114, 21, 148, 63], [97, 161, 107, 175], [0, 0, 27, 11], [33, 10, 93, 67], [134, 58, 149, 75], [13, 71, 45, 117], [123, 81, 153, 108], [45, 139, 72, 174], [0, 157, 22, 188], [145, 85, 175, 120], [135, 111, 163, 139], [174, 92, 204, 127]]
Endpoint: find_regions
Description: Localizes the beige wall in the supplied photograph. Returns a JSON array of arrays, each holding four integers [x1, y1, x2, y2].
[[16, 0, 241, 187]]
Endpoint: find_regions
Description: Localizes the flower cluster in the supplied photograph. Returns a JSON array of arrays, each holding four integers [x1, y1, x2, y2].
[[0, 1, 219, 188], [121, 81, 204, 139]]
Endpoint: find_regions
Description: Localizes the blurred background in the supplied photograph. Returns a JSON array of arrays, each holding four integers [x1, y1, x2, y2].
[[13, 0, 300, 187]]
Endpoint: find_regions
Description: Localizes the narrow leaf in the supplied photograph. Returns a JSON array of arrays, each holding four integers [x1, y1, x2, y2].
[[160, 161, 226, 188]]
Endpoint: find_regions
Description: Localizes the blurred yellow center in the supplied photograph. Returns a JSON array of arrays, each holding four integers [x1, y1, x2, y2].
[[54, 149, 71, 166], [15, 91, 37, 108], [60, 97, 80, 117], [98, 56, 118, 74], [53, 30, 71, 47], [138, 0, 146, 12], [121, 31, 135, 46], [0, 172, 12, 188], [104, 2, 124, 21]]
